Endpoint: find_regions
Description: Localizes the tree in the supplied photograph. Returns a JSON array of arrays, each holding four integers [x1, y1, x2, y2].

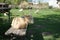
[[0, 0, 4, 2]]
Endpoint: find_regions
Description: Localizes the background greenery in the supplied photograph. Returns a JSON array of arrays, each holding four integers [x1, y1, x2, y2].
[[0, 0, 27, 4]]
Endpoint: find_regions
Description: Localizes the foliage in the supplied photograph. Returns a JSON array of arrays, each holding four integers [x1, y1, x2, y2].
[[0, 0, 4, 2], [5, 0, 19, 4], [0, 0, 25, 5]]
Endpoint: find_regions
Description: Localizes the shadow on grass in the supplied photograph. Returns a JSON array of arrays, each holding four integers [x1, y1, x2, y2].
[[33, 14, 60, 33], [26, 14, 60, 40], [0, 14, 60, 40], [0, 18, 11, 39]]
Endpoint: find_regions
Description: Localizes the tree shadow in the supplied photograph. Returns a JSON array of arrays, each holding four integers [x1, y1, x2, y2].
[[32, 14, 60, 33], [0, 18, 11, 39], [0, 14, 60, 40], [26, 14, 60, 40]]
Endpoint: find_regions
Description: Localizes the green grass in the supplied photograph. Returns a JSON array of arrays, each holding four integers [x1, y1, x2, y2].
[[10, 8, 60, 32], [0, 8, 60, 40], [10, 9, 60, 40], [43, 35, 54, 40]]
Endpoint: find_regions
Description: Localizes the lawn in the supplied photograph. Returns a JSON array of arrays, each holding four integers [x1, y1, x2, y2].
[[0, 8, 60, 40], [10, 8, 60, 32]]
